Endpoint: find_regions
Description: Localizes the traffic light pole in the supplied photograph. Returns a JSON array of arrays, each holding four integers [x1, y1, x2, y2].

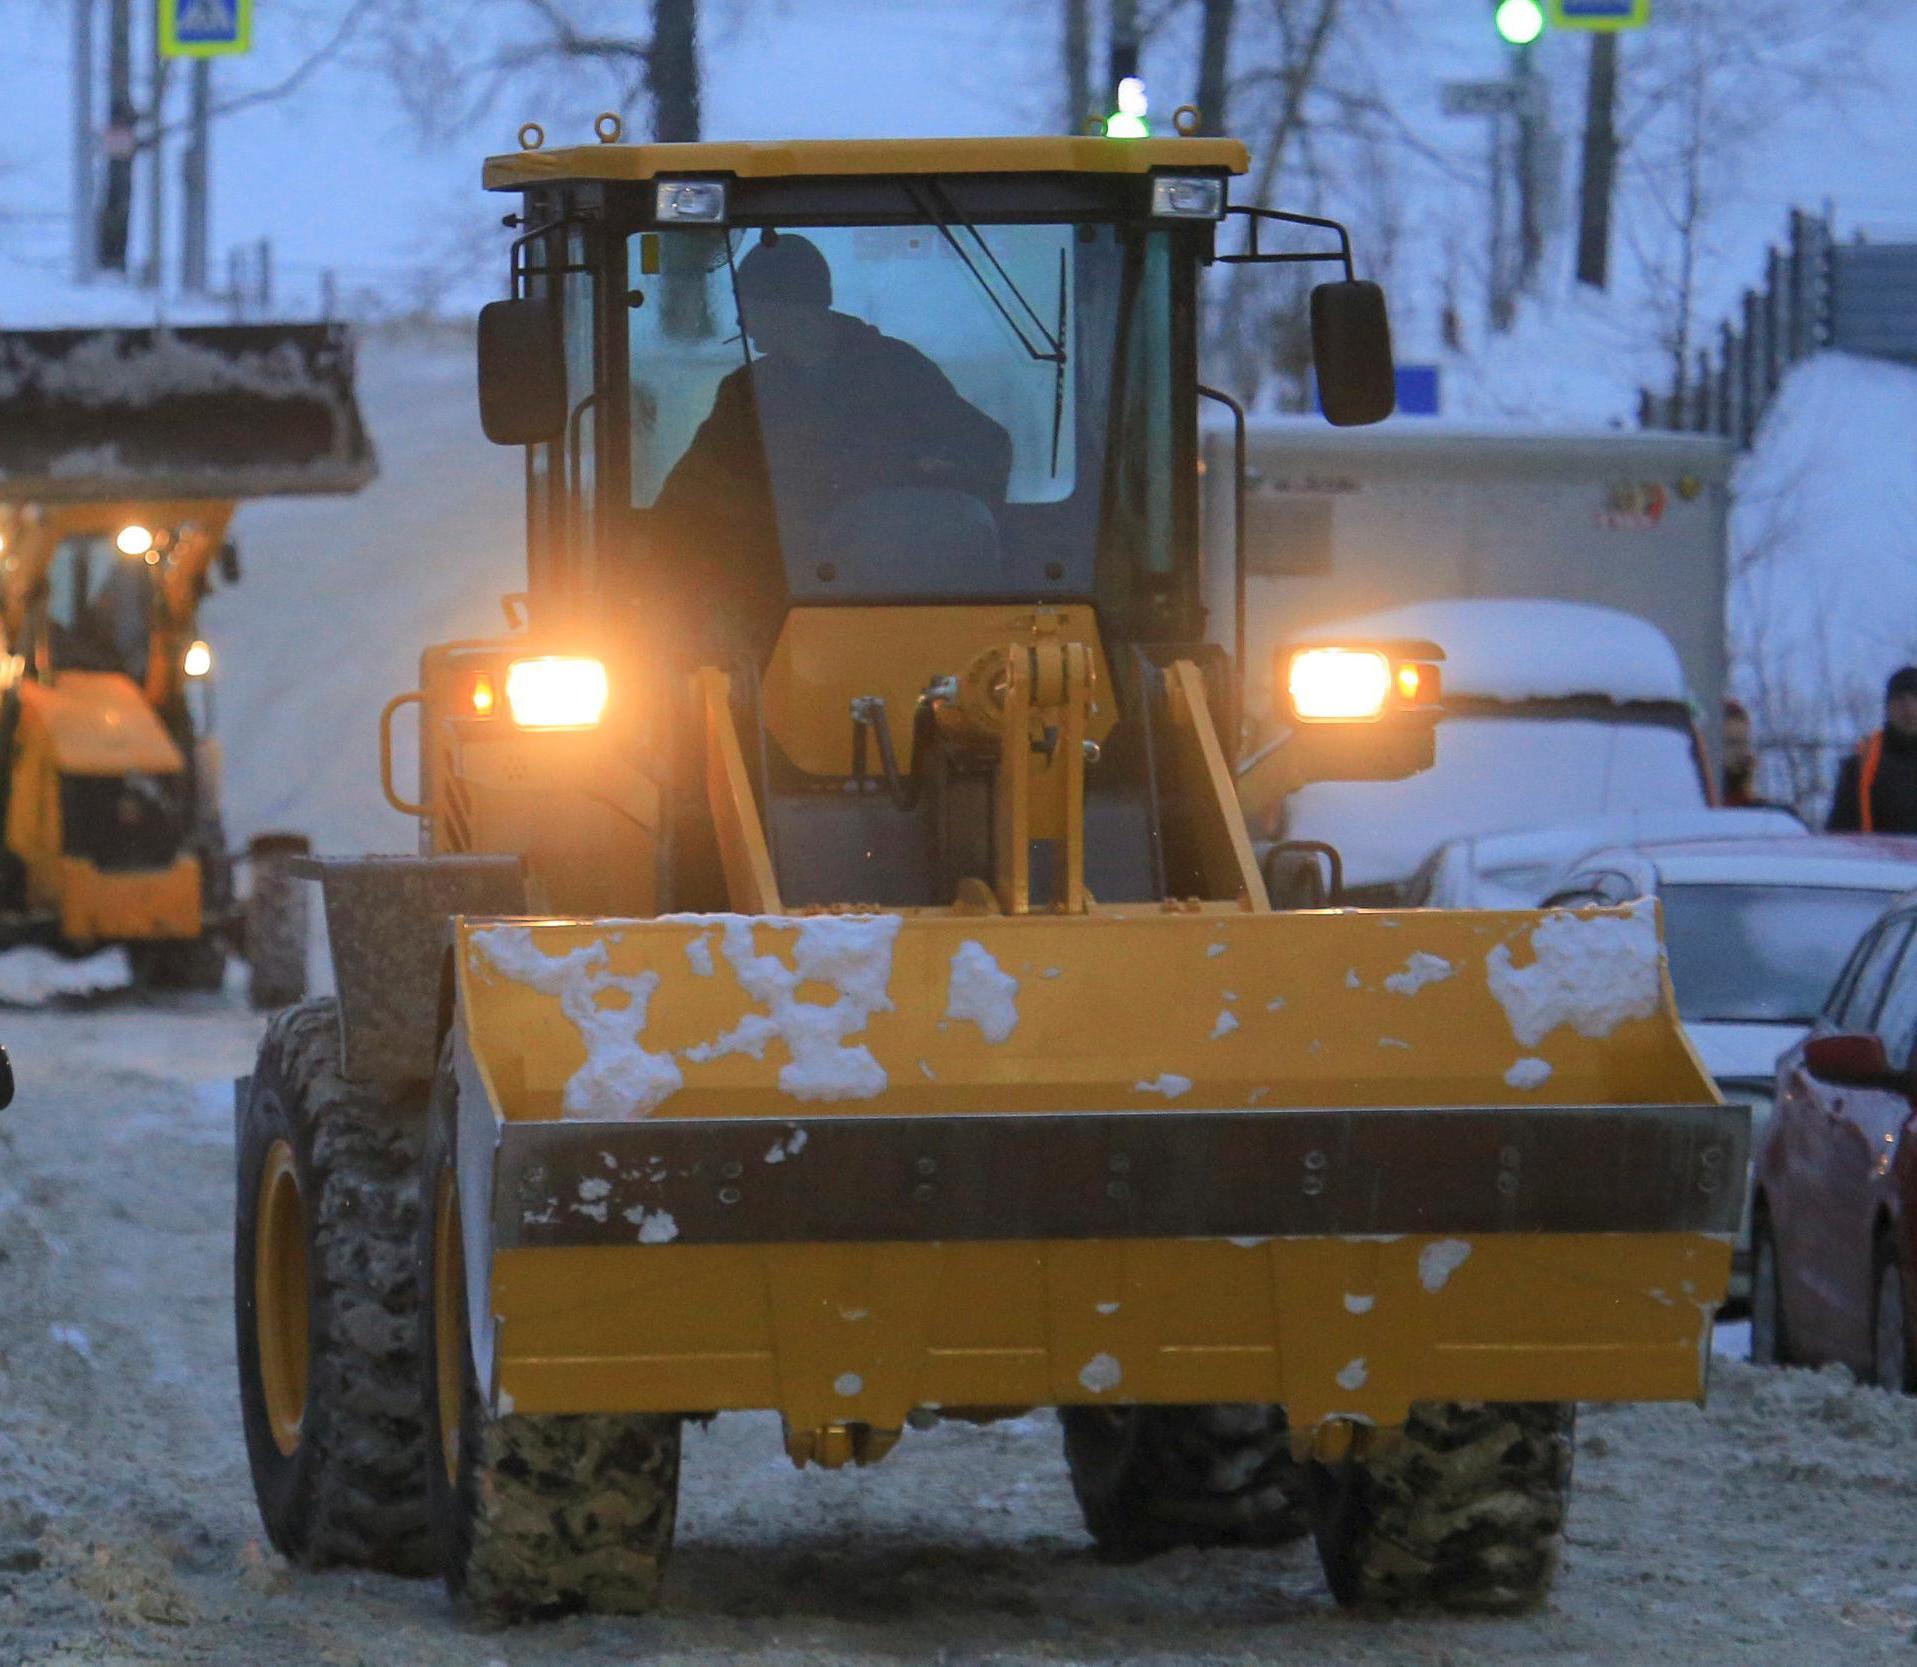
[[1575, 31, 1619, 288]]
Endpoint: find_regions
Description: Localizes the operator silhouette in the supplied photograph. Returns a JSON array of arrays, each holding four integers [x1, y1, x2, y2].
[[651, 232, 1011, 650]]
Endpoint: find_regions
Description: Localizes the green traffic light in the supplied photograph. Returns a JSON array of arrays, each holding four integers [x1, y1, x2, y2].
[[1495, 0, 1545, 43]]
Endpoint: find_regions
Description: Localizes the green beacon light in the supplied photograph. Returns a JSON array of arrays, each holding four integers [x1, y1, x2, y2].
[[1495, 0, 1546, 43], [1107, 76, 1151, 139]]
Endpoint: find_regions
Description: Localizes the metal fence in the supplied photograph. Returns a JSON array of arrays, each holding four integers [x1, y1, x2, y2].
[[1638, 211, 1917, 448]]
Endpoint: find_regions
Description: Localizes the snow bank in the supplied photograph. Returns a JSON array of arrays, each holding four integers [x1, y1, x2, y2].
[[1485, 900, 1663, 1049], [1730, 354, 1917, 803]]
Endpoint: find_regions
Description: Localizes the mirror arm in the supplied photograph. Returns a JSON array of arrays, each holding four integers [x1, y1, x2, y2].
[[1196, 384, 1247, 759], [1217, 206, 1357, 280]]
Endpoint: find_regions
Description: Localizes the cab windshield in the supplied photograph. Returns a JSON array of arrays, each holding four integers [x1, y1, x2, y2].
[[623, 218, 1178, 613], [44, 536, 155, 679]]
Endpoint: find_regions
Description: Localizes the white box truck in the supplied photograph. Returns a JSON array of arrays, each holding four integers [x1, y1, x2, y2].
[[1204, 423, 1737, 897]]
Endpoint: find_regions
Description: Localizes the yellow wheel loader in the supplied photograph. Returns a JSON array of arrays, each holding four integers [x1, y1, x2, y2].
[[233, 131, 1744, 1619], [0, 324, 374, 1003]]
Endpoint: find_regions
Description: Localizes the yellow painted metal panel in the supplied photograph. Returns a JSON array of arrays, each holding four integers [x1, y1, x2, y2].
[[484, 136, 1250, 193], [456, 905, 1714, 1124], [56, 855, 201, 942], [18, 674, 186, 776], [758, 604, 1118, 780], [492, 1231, 1728, 1431]]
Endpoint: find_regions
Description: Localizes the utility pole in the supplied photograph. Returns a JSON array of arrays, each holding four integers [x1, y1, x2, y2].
[[71, 0, 96, 284], [181, 58, 210, 292], [1108, 0, 1140, 115], [1063, 0, 1089, 133], [1513, 39, 1544, 295], [99, 0, 133, 272], [1575, 32, 1619, 288], [143, 6, 166, 290]]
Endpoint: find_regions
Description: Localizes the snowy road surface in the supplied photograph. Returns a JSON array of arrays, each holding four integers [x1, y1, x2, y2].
[[4, 999, 1917, 1666]]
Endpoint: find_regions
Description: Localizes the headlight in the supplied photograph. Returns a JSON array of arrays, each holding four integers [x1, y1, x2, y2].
[[1287, 648, 1392, 721], [1150, 175, 1225, 219], [505, 656, 608, 730], [183, 639, 212, 678], [115, 523, 154, 557], [655, 179, 727, 223]]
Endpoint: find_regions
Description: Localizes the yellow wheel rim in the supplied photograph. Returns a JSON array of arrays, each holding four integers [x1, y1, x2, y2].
[[433, 1166, 465, 1484], [255, 1138, 310, 1458]]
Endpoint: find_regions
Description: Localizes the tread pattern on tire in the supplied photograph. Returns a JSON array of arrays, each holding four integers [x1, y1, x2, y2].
[[249, 999, 431, 1572], [1310, 1400, 1573, 1615], [454, 1412, 682, 1622], [1060, 1403, 1312, 1560]]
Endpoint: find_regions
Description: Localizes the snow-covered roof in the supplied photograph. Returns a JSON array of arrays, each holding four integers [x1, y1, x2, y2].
[[1300, 598, 1690, 704]]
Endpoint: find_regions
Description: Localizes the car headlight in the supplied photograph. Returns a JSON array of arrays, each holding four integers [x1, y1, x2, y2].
[[505, 656, 608, 730]]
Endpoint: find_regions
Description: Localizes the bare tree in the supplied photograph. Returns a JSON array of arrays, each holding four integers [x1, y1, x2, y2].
[[1610, 0, 1884, 388], [369, 0, 704, 144]]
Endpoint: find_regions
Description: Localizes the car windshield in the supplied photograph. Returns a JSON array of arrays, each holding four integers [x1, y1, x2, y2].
[[1282, 716, 1707, 889], [1661, 883, 1904, 1025], [625, 219, 1175, 605]]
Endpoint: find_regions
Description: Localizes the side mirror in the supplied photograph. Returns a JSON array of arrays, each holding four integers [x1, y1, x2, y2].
[[1803, 1032, 1902, 1091], [477, 298, 566, 447], [1311, 280, 1396, 428], [219, 540, 241, 585]]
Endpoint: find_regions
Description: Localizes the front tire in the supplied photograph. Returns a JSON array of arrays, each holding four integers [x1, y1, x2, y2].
[[419, 1041, 682, 1622], [1749, 1212, 1792, 1368], [1059, 1404, 1311, 1560], [1871, 1236, 1911, 1392], [234, 1000, 432, 1573], [1308, 1401, 1574, 1615]]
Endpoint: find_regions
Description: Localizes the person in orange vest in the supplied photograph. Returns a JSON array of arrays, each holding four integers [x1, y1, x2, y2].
[[1828, 667, 1917, 832]]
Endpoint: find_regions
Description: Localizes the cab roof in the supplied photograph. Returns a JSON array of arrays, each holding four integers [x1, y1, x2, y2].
[[483, 134, 1250, 193]]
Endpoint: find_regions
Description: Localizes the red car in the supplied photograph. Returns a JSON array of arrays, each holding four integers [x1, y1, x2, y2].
[[1753, 887, 1917, 1388]]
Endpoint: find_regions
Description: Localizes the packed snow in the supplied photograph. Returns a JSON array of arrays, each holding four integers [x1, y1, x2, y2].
[[1485, 900, 1665, 1049], [1383, 952, 1454, 996], [1417, 1239, 1475, 1294], [943, 940, 1020, 1044]]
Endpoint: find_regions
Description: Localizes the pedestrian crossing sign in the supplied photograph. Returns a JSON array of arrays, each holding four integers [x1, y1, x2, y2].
[[159, 0, 252, 59], [1548, 0, 1651, 27]]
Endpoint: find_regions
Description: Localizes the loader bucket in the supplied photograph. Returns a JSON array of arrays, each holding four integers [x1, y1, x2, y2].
[[449, 902, 1743, 1439], [0, 323, 374, 502]]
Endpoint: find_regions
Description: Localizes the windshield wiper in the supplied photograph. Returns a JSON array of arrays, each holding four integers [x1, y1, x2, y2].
[[899, 179, 1065, 366]]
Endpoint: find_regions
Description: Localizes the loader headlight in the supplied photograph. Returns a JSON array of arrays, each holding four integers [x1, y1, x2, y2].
[[115, 523, 155, 557], [183, 639, 212, 678], [1150, 175, 1225, 219], [506, 656, 608, 730], [1287, 648, 1392, 722], [655, 178, 728, 224]]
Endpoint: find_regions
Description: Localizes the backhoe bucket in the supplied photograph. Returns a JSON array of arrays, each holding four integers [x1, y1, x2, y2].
[[0, 323, 374, 502], [448, 902, 1742, 1440]]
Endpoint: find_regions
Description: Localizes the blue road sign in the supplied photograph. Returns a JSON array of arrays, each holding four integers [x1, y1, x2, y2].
[[1312, 365, 1440, 418], [1549, 0, 1651, 28], [159, 0, 252, 59]]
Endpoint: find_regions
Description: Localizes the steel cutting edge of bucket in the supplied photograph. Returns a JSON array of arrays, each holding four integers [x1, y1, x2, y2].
[[0, 323, 376, 502]]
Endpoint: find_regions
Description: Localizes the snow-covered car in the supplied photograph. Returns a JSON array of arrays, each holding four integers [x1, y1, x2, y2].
[[1541, 835, 1917, 1304], [1268, 599, 1714, 901], [1408, 805, 1808, 910]]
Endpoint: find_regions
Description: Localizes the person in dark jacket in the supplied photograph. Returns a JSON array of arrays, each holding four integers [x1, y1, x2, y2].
[[1828, 666, 1917, 833], [650, 232, 1011, 649]]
